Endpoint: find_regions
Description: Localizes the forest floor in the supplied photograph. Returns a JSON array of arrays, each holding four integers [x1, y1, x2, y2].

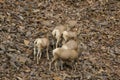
[[0, 0, 120, 80]]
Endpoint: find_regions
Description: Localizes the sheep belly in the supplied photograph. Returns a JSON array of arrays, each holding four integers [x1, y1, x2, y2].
[[58, 50, 78, 60]]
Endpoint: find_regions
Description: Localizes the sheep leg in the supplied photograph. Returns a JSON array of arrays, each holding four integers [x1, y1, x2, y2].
[[53, 41, 56, 49], [56, 37, 60, 48], [56, 40, 58, 48], [46, 45, 49, 60], [33, 46, 36, 60], [63, 35, 67, 43], [70, 61, 75, 72], [60, 60, 63, 70], [39, 51, 42, 60], [74, 62, 77, 72], [49, 62, 52, 71], [55, 61, 58, 71], [52, 39, 55, 49], [71, 61, 77, 72], [49, 57, 56, 71], [55, 59, 63, 71], [74, 59, 78, 72], [37, 48, 40, 64]]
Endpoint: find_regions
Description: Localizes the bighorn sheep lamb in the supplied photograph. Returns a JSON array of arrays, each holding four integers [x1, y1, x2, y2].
[[49, 48, 78, 71], [34, 38, 49, 64], [52, 25, 67, 48], [62, 27, 80, 42]]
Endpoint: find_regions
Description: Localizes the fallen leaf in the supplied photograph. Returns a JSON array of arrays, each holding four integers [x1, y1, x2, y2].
[[19, 26, 25, 30], [33, 9, 40, 13], [24, 40, 30, 46], [26, 49, 32, 55], [53, 76, 62, 80], [23, 66, 31, 73], [16, 76, 23, 80], [0, 0, 4, 3], [18, 56, 27, 63]]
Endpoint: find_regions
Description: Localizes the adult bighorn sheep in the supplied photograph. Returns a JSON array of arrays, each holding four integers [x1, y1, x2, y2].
[[34, 38, 49, 64], [49, 48, 79, 71], [52, 25, 67, 48]]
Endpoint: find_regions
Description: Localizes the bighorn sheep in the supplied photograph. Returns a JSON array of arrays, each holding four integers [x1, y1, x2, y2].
[[52, 25, 67, 48], [34, 38, 49, 64], [62, 40, 78, 50], [60, 40, 78, 70], [62, 27, 80, 43], [49, 48, 78, 71]]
